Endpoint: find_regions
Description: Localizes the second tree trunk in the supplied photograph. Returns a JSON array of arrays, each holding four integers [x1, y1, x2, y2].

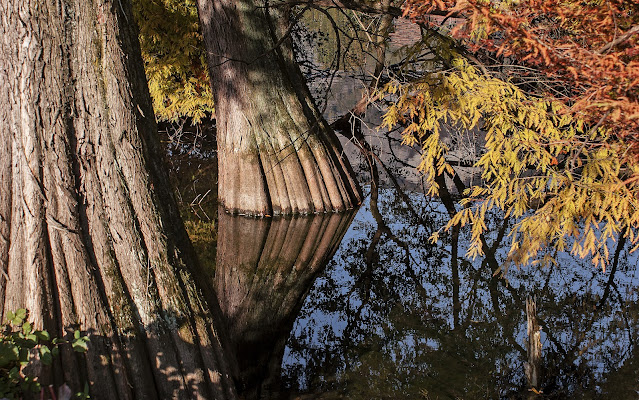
[[198, 0, 362, 216]]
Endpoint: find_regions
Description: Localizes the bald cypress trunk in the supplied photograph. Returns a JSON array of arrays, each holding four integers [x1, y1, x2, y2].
[[0, 0, 236, 398], [197, 0, 362, 216]]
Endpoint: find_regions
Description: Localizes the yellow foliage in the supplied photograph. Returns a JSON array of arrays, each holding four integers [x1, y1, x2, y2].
[[382, 57, 639, 269], [132, 0, 214, 123]]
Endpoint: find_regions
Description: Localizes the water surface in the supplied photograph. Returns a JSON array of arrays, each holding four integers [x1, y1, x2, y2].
[[208, 181, 639, 399]]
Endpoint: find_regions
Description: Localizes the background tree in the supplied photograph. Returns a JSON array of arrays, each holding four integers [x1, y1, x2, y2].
[[133, 0, 215, 123], [405, 0, 639, 144], [0, 0, 236, 397]]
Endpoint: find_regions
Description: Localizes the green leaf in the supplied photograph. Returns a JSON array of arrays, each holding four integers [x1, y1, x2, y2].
[[39, 346, 52, 366], [25, 334, 38, 344], [72, 340, 88, 353], [34, 330, 50, 341], [0, 342, 19, 367], [12, 309, 27, 326], [8, 366, 19, 379], [18, 348, 29, 365], [5, 311, 15, 323], [76, 381, 91, 400]]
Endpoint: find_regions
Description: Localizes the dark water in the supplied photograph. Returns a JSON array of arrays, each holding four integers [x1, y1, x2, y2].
[[276, 189, 639, 399], [165, 131, 639, 398]]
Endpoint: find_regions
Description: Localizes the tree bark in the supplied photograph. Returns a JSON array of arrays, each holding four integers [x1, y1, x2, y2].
[[197, 0, 362, 216], [0, 0, 236, 398]]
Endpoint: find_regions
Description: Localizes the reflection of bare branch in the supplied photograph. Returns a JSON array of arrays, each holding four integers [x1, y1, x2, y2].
[[369, 161, 431, 301], [597, 229, 627, 309]]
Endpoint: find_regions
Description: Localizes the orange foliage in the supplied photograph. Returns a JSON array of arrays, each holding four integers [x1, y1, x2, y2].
[[403, 0, 639, 151]]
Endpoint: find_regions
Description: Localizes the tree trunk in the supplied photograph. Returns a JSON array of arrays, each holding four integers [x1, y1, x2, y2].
[[0, 0, 236, 398], [197, 0, 362, 216]]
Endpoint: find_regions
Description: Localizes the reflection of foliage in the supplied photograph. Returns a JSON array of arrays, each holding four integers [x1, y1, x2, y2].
[[162, 128, 218, 221], [300, 9, 371, 72], [295, 7, 385, 113], [282, 187, 639, 398], [0, 309, 89, 399], [163, 129, 218, 274], [132, 0, 214, 122], [184, 220, 217, 274]]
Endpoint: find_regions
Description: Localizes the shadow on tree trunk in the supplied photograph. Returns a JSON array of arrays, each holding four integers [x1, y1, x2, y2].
[[0, 0, 238, 398], [197, 0, 362, 216]]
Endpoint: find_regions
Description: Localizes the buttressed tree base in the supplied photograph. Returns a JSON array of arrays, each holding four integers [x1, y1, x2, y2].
[[197, 0, 362, 216], [0, 0, 237, 397]]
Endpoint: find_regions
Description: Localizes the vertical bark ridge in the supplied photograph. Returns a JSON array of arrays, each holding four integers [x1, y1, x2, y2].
[[1, 0, 55, 330], [256, 122, 295, 214], [273, 91, 330, 212], [268, 5, 361, 212], [84, 1, 217, 395], [290, 96, 359, 212], [42, 77, 132, 398], [278, 105, 333, 211], [0, 0, 13, 307], [0, 128, 10, 310], [273, 103, 320, 213], [77, 151, 159, 399], [264, 2, 347, 213]]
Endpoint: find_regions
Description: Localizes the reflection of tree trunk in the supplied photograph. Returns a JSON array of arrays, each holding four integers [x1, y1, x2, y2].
[[197, 0, 361, 216], [215, 209, 356, 399], [0, 0, 236, 398], [525, 296, 542, 396]]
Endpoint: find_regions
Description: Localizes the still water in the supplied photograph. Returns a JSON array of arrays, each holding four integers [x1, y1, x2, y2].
[[163, 13, 639, 392], [282, 191, 639, 399], [223, 188, 639, 399], [166, 132, 639, 399]]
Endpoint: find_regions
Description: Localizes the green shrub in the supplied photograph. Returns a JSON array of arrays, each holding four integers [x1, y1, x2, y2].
[[0, 309, 89, 399]]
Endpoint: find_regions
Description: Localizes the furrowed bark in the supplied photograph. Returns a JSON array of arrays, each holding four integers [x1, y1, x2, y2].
[[0, 0, 237, 398], [197, 0, 362, 216]]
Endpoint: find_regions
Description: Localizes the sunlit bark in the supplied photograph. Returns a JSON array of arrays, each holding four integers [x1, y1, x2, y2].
[[197, 0, 362, 216], [0, 0, 236, 397]]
